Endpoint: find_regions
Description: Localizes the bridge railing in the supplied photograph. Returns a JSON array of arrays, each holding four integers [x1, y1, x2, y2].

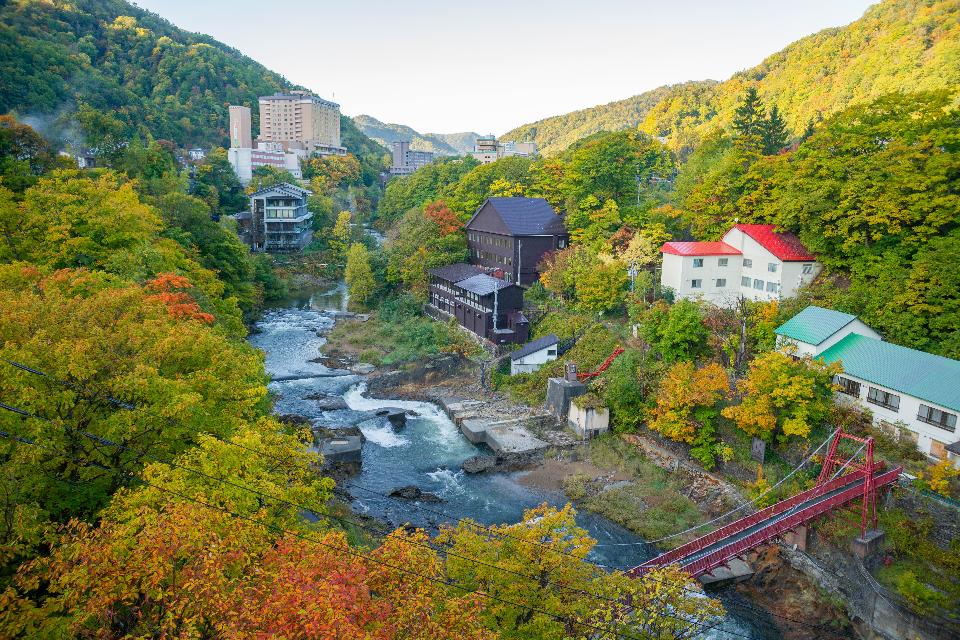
[[630, 462, 887, 575], [680, 466, 902, 577]]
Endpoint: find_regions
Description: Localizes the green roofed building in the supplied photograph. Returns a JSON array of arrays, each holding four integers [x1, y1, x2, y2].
[[776, 307, 960, 467]]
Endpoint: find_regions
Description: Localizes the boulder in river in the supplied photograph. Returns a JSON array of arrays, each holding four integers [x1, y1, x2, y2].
[[350, 362, 376, 375], [308, 395, 349, 411], [388, 485, 444, 503], [461, 451, 541, 474], [376, 408, 407, 429]]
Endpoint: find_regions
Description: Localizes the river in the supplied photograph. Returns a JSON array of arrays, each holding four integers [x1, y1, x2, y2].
[[250, 283, 774, 639]]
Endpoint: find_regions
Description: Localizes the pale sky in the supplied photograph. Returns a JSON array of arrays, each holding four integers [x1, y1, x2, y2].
[[133, 0, 877, 135]]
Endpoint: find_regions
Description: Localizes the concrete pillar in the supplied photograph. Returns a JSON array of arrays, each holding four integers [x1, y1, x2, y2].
[[851, 529, 885, 560], [546, 377, 586, 421]]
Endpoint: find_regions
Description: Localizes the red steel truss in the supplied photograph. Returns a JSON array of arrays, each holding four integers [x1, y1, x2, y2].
[[577, 347, 625, 381], [629, 431, 900, 579]]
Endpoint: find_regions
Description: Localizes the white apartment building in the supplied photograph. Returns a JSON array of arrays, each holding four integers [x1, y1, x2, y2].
[[776, 306, 960, 467], [470, 136, 538, 165], [258, 91, 343, 151], [660, 224, 821, 307]]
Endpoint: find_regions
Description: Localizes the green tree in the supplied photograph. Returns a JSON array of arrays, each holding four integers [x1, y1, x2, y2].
[[762, 105, 789, 154], [731, 87, 766, 151], [639, 300, 710, 363], [345, 242, 376, 305], [722, 351, 840, 442]]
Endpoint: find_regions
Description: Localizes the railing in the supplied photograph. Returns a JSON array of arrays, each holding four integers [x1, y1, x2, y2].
[[629, 464, 902, 578]]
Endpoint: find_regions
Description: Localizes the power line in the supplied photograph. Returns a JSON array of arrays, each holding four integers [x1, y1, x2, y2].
[[0, 420, 710, 640], [1, 399, 742, 640], [1, 358, 850, 639]]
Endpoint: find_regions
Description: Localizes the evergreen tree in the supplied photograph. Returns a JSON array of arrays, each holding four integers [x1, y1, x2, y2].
[[762, 105, 789, 154], [731, 88, 767, 150]]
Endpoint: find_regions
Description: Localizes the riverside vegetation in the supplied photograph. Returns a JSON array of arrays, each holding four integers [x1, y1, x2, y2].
[[1, 0, 959, 636]]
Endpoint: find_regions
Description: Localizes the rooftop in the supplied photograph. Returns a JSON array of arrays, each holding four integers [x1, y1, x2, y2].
[[470, 197, 567, 236], [661, 241, 741, 257], [510, 334, 560, 361], [248, 182, 311, 200], [429, 263, 484, 283], [456, 273, 514, 296], [819, 333, 960, 413], [775, 306, 858, 346], [732, 224, 815, 262]]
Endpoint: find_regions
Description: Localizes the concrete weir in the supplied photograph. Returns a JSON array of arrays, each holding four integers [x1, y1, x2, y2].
[[441, 400, 550, 454]]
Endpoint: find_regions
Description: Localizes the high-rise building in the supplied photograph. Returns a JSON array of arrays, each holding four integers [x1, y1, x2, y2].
[[389, 141, 434, 176], [229, 105, 252, 149], [257, 90, 343, 153]]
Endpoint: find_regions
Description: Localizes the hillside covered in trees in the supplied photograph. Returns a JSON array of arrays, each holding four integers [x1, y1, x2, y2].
[[354, 114, 479, 156], [502, 0, 960, 155], [0, 0, 385, 159]]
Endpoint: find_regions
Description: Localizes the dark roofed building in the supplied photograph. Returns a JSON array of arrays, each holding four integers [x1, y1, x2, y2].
[[427, 263, 528, 345], [466, 197, 569, 286], [510, 334, 560, 375]]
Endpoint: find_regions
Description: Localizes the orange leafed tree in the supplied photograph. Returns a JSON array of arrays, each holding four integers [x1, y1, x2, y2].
[[11, 502, 495, 640], [145, 273, 214, 324], [424, 200, 461, 236]]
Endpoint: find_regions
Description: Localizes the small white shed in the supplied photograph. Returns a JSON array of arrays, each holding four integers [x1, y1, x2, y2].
[[510, 334, 560, 375]]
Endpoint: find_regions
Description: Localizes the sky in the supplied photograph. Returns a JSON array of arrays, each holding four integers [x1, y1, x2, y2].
[[134, 0, 877, 135]]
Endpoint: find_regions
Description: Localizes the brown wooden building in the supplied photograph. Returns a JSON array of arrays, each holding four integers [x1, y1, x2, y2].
[[465, 197, 568, 286], [427, 264, 529, 345]]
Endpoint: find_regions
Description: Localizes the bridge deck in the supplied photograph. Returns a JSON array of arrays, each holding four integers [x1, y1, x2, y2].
[[629, 466, 901, 578]]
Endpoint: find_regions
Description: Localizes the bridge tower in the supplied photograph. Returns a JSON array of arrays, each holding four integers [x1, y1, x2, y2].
[[816, 430, 878, 539]]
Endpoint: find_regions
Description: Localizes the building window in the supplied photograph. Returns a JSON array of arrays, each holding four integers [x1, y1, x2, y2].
[[766, 281, 778, 293], [718, 258, 728, 267], [802, 263, 813, 274], [867, 387, 900, 412], [716, 278, 726, 287], [835, 376, 861, 397], [768, 263, 778, 273], [741, 276, 751, 287], [743, 259, 753, 268], [691, 279, 702, 289], [692, 258, 704, 268], [753, 279, 764, 290], [558, 239, 567, 248], [917, 404, 957, 432]]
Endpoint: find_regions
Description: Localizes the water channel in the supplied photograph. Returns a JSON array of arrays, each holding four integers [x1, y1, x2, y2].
[[249, 283, 773, 639]]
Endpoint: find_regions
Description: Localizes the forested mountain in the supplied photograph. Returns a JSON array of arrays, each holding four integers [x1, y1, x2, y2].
[[0, 0, 384, 157], [503, 0, 960, 155], [354, 114, 479, 155]]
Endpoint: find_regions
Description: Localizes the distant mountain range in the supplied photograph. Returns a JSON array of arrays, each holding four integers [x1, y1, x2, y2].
[[502, 0, 960, 155], [353, 115, 479, 156]]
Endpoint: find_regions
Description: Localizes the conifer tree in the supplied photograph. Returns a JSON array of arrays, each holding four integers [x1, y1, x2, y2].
[[731, 87, 767, 151], [762, 105, 789, 154]]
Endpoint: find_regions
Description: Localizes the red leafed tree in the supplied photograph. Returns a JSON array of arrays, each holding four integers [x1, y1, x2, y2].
[[424, 200, 461, 236], [12, 502, 495, 640], [145, 273, 214, 324]]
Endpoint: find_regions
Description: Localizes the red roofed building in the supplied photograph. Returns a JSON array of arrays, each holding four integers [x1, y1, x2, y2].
[[660, 224, 821, 306]]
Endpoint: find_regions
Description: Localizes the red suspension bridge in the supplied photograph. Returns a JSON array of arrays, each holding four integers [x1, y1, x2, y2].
[[628, 430, 902, 580]]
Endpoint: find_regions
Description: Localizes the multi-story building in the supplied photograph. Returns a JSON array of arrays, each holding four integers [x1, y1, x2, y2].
[[229, 105, 252, 149], [660, 224, 821, 306], [775, 306, 960, 467], [389, 141, 434, 176], [426, 264, 529, 345], [465, 197, 568, 286], [470, 137, 538, 164], [257, 90, 344, 153], [233, 182, 313, 252]]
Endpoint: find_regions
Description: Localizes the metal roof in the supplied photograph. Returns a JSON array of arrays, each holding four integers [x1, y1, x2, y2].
[[661, 241, 741, 257], [775, 306, 858, 346], [819, 333, 960, 412], [732, 224, 815, 261], [468, 197, 567, 236], [429, 263, 484, 283], [456, 273, 514, 296], [510, 334, 559, 361], [248, 182, 311, 199]]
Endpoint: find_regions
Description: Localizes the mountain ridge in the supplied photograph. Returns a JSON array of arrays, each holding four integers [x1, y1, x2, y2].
[[353, 114, 479, 156], [502, 0, 960, 155]]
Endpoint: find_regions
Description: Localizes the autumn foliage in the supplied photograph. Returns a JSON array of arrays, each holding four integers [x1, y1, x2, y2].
[[9, 502, 493, 640], [145, 272, 214, 324], [424, 200, 462, 236]]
